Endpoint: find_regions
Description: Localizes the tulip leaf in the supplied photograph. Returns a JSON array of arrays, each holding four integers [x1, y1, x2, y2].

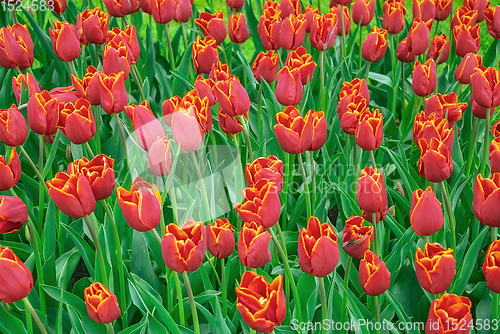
[[60, 222, 95, 277], [146, 312, 168, 334], [55, 248, 81, 289], [0, 302, 27, 334], [380, 146, 420, 196], [117, 321, 147, 334], [384, 291, 421, 334], [43, 198, 57, 261]]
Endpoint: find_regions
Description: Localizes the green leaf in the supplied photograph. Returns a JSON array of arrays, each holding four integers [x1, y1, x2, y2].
[[60, 222, 96, 277], [117, 322, 147, 334], [0, 302, 27, 334]]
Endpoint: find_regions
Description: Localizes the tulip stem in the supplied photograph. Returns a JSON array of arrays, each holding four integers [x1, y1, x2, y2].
[[372, 213, 379, 256], [281, 153, 292, 230], [93, 106, 101, 153], [115, 114, 129, 167], [257, 83, 263, 139], [83, 142, 95, 159], [297, 153, 312, 219], [401, 62, 406, 118], [23, 298, 47, 334], [269, 228, 303, 323], [221, 258, 228, 318], [390, 34, 398, 120], [17, 146, 48, 195], [481, 109, 492, 176], [165, 24, 176, 67], [38, 135, 44, 232], [309, 151, 317, 204], [364, 62, 371, 81], [373, 295, 380, 334], [319, 50, 326, 114], [370, 150, 376, 169], [466, 117, 480, 176], [340, 5, 346, 59], [340, 256, 353, 334], [182, 272, 200, 334], [131, 64, 146, 102], [358, 18, 363, 69], [151, 228, 163, 245], [27, 217, 47, 316], [238, 116, 253, 163], [83, 215, 108, 285], [100, 200, 127, 328], [169, 184, 178, 226], [106, 323, 115, 334], [425, 235, 431, 244], [173, 272, 186, 327], [493, 292, 499, 323], [190, 152, 212, 223], [439, 181, 456, 252], [318, 277, 328, 334], [181, 23, 190, 53], [68, 61, 78, 78]]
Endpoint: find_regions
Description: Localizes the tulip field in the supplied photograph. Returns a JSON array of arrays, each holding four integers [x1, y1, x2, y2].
[[3, 0, 500, 333]]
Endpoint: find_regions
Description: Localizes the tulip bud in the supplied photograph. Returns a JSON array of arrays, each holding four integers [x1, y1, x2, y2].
[[12, 73, 40, 104], [171, 106, 203, 153], [0, 247, 33, 303], [213, 77, 251, 117], [407, 18, 433, 56], [124, 100, 165, 151], [117, 177, 162, 232], [353, 0, 375, 26], [471, 66, 500, 109], [0, 24, 34, 70], [76, 7, 109, 45], [355, 109, 383, 151], [280, 14, 307, 50], [194, 76, 216, 106], [484, 240, 500, 293], [68, 154, 116, 201], [423, 93, 466, 127], [173, 0, 193, 23], [298, 217, 339, 277], [464, 0, 490, 22], [359, 250, 391, 296], [182, 89, 212, 133], [454, 52, 482, 84], [0, 105, 28, 147], [102, 40, 131, 79], [484, 6, 500, 39], [341, 95, 367, 135], [49, 21, 81, 62], [252, 50, 279, 83], [0, 149, 21, 192], [235, 271, 286, 333], [57, 99, 96, 144], [27, 90, 59, 136], [383, 0, 406, 34], [192, 35, 219, 74], [304, 5, 320, 32], [162, 220, 206, 273], [276, 66, 303, 106], [426, 34, 450, 64], [330, 5, 351, 36], [107, 26, 140, 63], [415, 243, 455, 294], [425, 294, 472, 332], [357, 167, 388, 219], [342, 216, 374, 258], [207, 218, 235, 259], [490, 137, 500, 174], [47, 172, 96, 218], [0, 195, 28, 234], [103, 0, 140, 17], [274, 107, 313, 154], [147, 136, 172, 177], [473, 173, 500, 227], [308, 111, 327, 151], [435, 0, 453, 21], [410, 187, 444, 236], [418, 137, 453, 183], [99, 72, 128, 114], [151, 0, 175, 24], [396, 37, 416, 62], [238, 222, 272, 268], [412, 59, 437, 97], [279, 0, 301, 19], [258, 7, 282, 50], [453, 24, 480, 57], [451, 6, 478, 30], [471, 94, 493, 119], [310, 13, 338, 50], [235, 180, 281, 229], [229, 13, 250, 44], [227, 0, 244, 11], [209, 61, 231, 82], [195, 11, 227, 45], [413, 0, 436, 21], [219, 109, 244, 135], [84, 282, 121, 324], [71, 66, 102, 105], [362, 26, 388, 62], [48, 86, 79, 104], [245, 156, 283, 191]]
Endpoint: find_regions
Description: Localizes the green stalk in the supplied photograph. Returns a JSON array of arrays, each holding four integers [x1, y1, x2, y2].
[[68, 61, 78, 78], [182, 272, 200, 334], [83, 215, 108, 285], [309, 151, 316, 205], [238, 116, 253, 163], [268, 228, 303, 322], [425, 235, 431, 244], [165, 24, 176, 67], [18, 146, 48, 195], [210, 129, 218, 166], [340, 5, 346, 59], [38, 136, 44, 232], [281, 153, 291, 230], [340, 256, 353, 334], [374, 295, 380, 334], [115, 114, 129, 167], [390, 34, 398, 120], [358, 18, 363, 69], [221, 258, 228, 318], [493, 228, 499, 322], [319, 277, 328, 334], [169, 184, 178, 226], [297, 153, 312, 219], [173, 272, 186, 327], [25, 298, 32, 334], [440, 181, 456, 252], [372, 213, 379, 256], [93, 106, 101, 153], [106, 323, 115, 334], [181, 23, 189, 52], [275, 224, 290, 304], [257, 83, 263, 139], [364, 62, 371, 81], [23, 298, 47, 334], [101, 200, 127, 328], [190, 152, 212, 224], [465, 117, 480, 176], [401, 62, 406, 118], [370, 150, 376, 169], [480, 109, 492, 176], [131, 64, 146, 102], [83, 141, 95, 159], [151, 228, 163, 245], [319, 50, 326, 114]]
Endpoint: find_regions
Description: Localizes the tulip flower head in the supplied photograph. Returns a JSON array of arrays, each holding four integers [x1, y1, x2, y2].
[[423, 93, 466, 127], [357, 167, 388, 219], [490, 137, 500, 174], [227, 0, 244, 11], [415, 243, 455, 294], [359, 250, 391, 296], [68, 154, 116, 201], [304, 5, 320, 32], [98, 72, 128, 114], [484, 6, 500, 39], [147, 136, 173, 177], [454, 52, 482, 84], [12, 73, 40, 104], [103, 0, 140, 17], [213, 77, 251, 117], [76, 7, 109, 45], [451, 6, 478, 30], [308, 111, 327, 151], [484, 240, 500, 293], [207, 218, 235, 259], [362, 26, 388, 63], [258, 7, 282, 50], [355, 109, 383, 151], [413, 112, 454, 151], [173, 0, 193, 23], [383, 0, 406, 34], [396, 37, 416, 62], [125, 100, 165, 151], [435, 0, 453, 21], [229, 13, 250, 44], [274, 106, 313, 154], [280, 14, 307, 50], [464, 0, 490, 22], [470, 66, 500, 109], [252, 50, 279, 83], [57, 99, 96, 144], [412, 59, 437, 97], [192, 35, 219, 74], [337, 78, 370, 121], [27, 90, 59, 136], [352, 0, 375, 26], [235, 180, 281, 229], [84, 282, 121, 324], [275, 66, 304, 106], [310, 13, 338, 51], [473, 173, 500, 227], [195, 11, 227, 45], [194, 75, 216, 106], [279, 0, 301, 19], [452, 24, 480, 57], [0, 247, 33, 303], [219, 109, 245, 135], [342, 216, 374, 258], [102, 40, 131, 79], [150, 0, 175, 24], [71, 66, 102, 105], [238, 221, 272, 268], [107, 26, 140, 63], [0, 195, 28, 234], [413, 0, 436, 21], [410, 188, 444, 236], [417, 137, 453, 183], [330, 5, 351, 36], [0, 149, 21, 192], [245, 156, 283, 191], [0, 105, 28, 147], [50, 21, 82, 62], [0, 24, 34, 70], [426, 33, 450, 64], [425, 294, 472, 333]]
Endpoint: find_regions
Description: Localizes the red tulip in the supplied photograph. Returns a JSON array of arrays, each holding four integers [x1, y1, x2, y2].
[[182, 89, 212, 133], [359, 250, 391, 296], [280, 14, 307, 50], [279, 0, 301, 19], [173, 0, 193, 23], [275, 66, 303, 106], [0, 247, 33, 303], [470, 66, 500, 109], [116, 177, 162, 232], [353, 0, 375, 26], [451, 6, 478, 30], [71, 66, 102, 105], [195, 11, 227, 45], [57, 99, 96, 144], [407, 18, 433, 56], [310, 13, 338, 50], [209, 61, 231, 82], [274, 107, 313, 154], [84, 282, 121, 324], [362, 26, 388, 62], [48, 86, 79, 104], [435, 0, 453, 21], [257, 7, 282, 50], [252, 50, 279, 83], [425, 294, 472, 333], [99, 72, 128, 114], [473, 173, 500, 227], [396, 37, 416, 62], [124, 100, 165, 151], [412, 59, 437, 97], [49, 21, 81, 62], [483, 240, 500, 293], [46, 172, 96, 218], [102, 40, 131, 79], [229, 13, 250, 44], [490, 137, 500, 174], [147, 136, 172, 177], [341, 95, 368, 135], [192, 36, 219, 74], [304, 5, 320, 32], [410, 187, 444, 236], [415, 243, 455, 294], [12, 73, 40, 104], [464, 0, 490, 22], [452, 24, 480, 57], [235, 180, 281, 229], [0, 105, 28, 147], [226, 0, 244, 11], [76, 7, 109, 45], [285, 46, 316, 84], [355, 109, 383, 151], [413, 112, 454, 151], [219, 109, 244, 135], [357, 167, 388, 218], [418, 137, 453, 183], [484, 6, 500, 39], [0, 149, 21, 192], [0, 195, 28, 234], [245, 156, 283, 191], [67, 154, 116, 201], [423, 93, 466, 127], [194, 75, 216, 106], [426, 33, 450, 64], [471, 94, 494, 119], [454, 52, 482, 84], [103, 0, 140, 17], [337, 78, 370, 121], [27, 90, 59, 136], [235, 271, 285, 333], [413, 0, 436, 21], [107, 26, 140, 63], [330, 5, 351, 36], [238, 222, 272, 268], [169, 102, 203, 153], [151, 0, 174, 24], [207, 218, 235, 259], [214, 77, 251, 117], [308, 111, 327, 151], [298, 216, 339, 277], [0, 24, 34, 70], [342, 216, 374, 258], [383, 0, 406, 34]]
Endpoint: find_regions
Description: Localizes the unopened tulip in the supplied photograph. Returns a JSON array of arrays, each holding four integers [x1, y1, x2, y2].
[[147, 136, 172, 177], [192, 36, 219, 74], [330, 5, 351, 36], [71, 66, 102, 105], [170, 104, 203, 153], [353, 0, 374, 26], [473, 173, 500, 227], [484, 240, 500, 293], [383, 0, 406, 34], [453, 24, 480, 57], [355, 109, 383, 151], [285, 47, 316, 84], [229, 13, 250, 44], [490, 137, 500, 174], [150, 0, 174, 24], [238, 222, 272, 268], [182, 89, 212, 133], [102, 40, 130, 79], [435, 0, 453, 20], [47, 172, 96, 218], [0, 247, 33, 303], [76, 7, 109, 45], [418, 137, 452, 182], [0, 149, 21, 192], [357, 167, 388, 217], [253, 50, 279, 83], [341, 96, 367, 135], [0, 195, 28, 234], [280, 14, 307, 50], [464, 0, 490, 22], [0, 105, 28, 147], [362, 27, 388, 62], [426, 34, 450, 64], [410, 187, 444, 236], [276, 66, 303, 106], [99, 72, 128, 114], [213, 77, 251, 117], [470, 66, 500, 109], [396, 37, 416, 62], [258, 7, 282, 50], [57, 99, 96, 144], [425, 294, 472, 333], [12, 73, 40, 104], [235, 271, 285, 333], [163, 220, 206, 273], [493, 120, 500, 137], [407, 18, 433, 56], [245, 156, 283, 191], [310, 13, 338, 50], [50, 21, 81, 62], [219, 109, 244, 135], [173, 0, 192, 23], [359, 250, 391, 296], [227, 0, 244, 11], [279, 0, 301, 18], [416, 243, 455, 294], [209, 61, 231, 82], [84, 282, 121, 324], [454, 52, 482, 84], [124, 100, 165, 151], [298, 217, 339, 277], [194, 76, 216, 106], [107, 26, 140, 63], [413, 0, 436, 21], [103, 0, 140, 17], [308, 111, 327, 151], [304, 5, 319, 32], [0, 24, 34, 70], [412, 59, 437, 97], [235, 180, 281, 229], [484, 6, 500, 39], [195, 11, 227, 45], [207, 218, 235, 259], [27, 90, 59, 136], [274, 107, 313, 153], [342, 216, 374, 258], [471, 95, 494, 119]]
